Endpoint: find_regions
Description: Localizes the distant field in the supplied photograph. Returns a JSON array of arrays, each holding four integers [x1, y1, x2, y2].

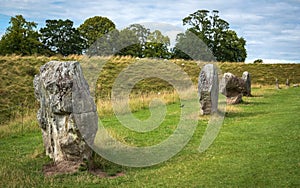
[[1, 55, 300, 124], [0, 86, 299, 187]]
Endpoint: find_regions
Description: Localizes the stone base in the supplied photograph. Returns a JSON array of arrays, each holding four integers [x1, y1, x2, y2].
[[226, 94, 242, 105]]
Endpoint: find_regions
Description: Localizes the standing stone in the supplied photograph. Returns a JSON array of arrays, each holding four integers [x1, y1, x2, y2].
[[34, 61, 98, 165], [242, 71, 251, 96], [198, 64, 219, 115], [275, 78, 280, 89], [286, 79, 290, 87], [220, 73, 245, 105]]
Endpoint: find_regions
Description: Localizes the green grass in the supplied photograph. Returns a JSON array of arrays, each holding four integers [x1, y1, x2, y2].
[[0, 86, 299, 187]]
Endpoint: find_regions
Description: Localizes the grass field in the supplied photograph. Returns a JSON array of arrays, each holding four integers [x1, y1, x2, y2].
[[0, 86, 299, 187]]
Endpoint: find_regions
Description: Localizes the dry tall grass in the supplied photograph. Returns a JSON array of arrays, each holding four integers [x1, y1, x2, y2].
[[97, 90, 180, 117]]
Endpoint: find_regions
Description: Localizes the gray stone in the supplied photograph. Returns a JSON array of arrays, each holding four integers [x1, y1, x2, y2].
[[220, 73, 245, 105], [275, 78, 280, 89], [286, 79, 290, 87], [198, 64, 219, 115], [34, 61, 98, 163], [242, 71, 251, 96]]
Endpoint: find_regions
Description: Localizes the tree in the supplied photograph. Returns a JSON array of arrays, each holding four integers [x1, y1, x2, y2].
[[180, 10, 247, 62], [86, 24, 171, 58], [40, 19, 85, 56], [116, 28, 140, 57], [125, 24, 150, 57], [78, 16, 116, 48], [0, 15, 46, 55], [144, 30, 170, 58], [86, 29, 140, 57], [86, 29, 119, 56], [171, 31, 215, 61], [183, 10, 212, 46], [216, 30, 247, 62]]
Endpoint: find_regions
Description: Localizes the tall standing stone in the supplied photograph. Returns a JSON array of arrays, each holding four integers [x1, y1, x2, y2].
[[198, 64, 219, 115], [242, 71, 251, 96], [34, 61, 98, 165]]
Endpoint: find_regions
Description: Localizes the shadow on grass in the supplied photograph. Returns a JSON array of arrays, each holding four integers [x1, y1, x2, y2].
[[241, 101, 269, 105], [225, 110, 269, 118], [249, 94, 264, 98]]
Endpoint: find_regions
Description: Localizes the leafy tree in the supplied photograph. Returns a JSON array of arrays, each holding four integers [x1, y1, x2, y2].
[[78, 16, 116, 48], [0, 15, 46, 55], [89, 29, 120, 56], [179, 10, 247, 62], [144, 30, 170, 58], [171, 31, 215, 61], [40, 19, 85, 56], [86, 24, 171, 58], [183, 10, 212, 46], [125, 24, 150, 57], [126, 24, 150, 45], [216, 30, 247, 62], [86, 29, 140, 57], [116, 28, 140, 57]]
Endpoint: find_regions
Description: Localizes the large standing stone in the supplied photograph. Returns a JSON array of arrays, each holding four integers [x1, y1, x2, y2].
[[242, 71, 251, 96], [198, 64, 219, 115], [220, 73, 245, 105], [34, 61, 98, 164]]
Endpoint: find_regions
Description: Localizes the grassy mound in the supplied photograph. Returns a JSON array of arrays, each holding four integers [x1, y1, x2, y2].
[[1, 55, 300, 124]]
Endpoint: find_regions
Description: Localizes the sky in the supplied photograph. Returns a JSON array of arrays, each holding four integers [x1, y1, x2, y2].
[[0, 0, 299, 63]]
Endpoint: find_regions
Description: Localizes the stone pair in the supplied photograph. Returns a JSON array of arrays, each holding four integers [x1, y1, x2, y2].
[[198, 64, 251, 115]]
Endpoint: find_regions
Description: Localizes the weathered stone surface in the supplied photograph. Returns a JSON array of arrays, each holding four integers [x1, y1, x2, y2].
[[242, 71, 251, 96], [34, 61, 98, 163], [198, 64, 219, 115], [220, 72, 245, 105], [226, 94, 243, 105]]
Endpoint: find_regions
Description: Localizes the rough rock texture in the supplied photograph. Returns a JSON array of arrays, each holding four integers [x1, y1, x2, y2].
[[34, 61, 98, 163], [198, 64, 219, 115], [242, 71, 251, 96], [220, 72, 245, 105]]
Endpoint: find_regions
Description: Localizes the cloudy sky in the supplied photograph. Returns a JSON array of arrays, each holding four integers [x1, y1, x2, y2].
[[0, 0, 299, 63]]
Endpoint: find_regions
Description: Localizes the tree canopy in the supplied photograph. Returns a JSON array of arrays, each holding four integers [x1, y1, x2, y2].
[[40, 19, 85, 56], [0, 11, 247, 62], [144, 30, 170, 59], [0, 15, 46, 55], [78, 16, 116, 48], [178, 10, 247, 62], [172, 30, 215, 61]]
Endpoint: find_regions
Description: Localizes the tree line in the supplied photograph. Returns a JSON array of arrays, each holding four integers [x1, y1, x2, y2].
[[0, 10, 247, 62]]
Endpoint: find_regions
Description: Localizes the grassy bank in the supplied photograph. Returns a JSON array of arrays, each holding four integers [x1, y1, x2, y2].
[[1, 55, 300, 124], [0, 86, 299, 187]]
